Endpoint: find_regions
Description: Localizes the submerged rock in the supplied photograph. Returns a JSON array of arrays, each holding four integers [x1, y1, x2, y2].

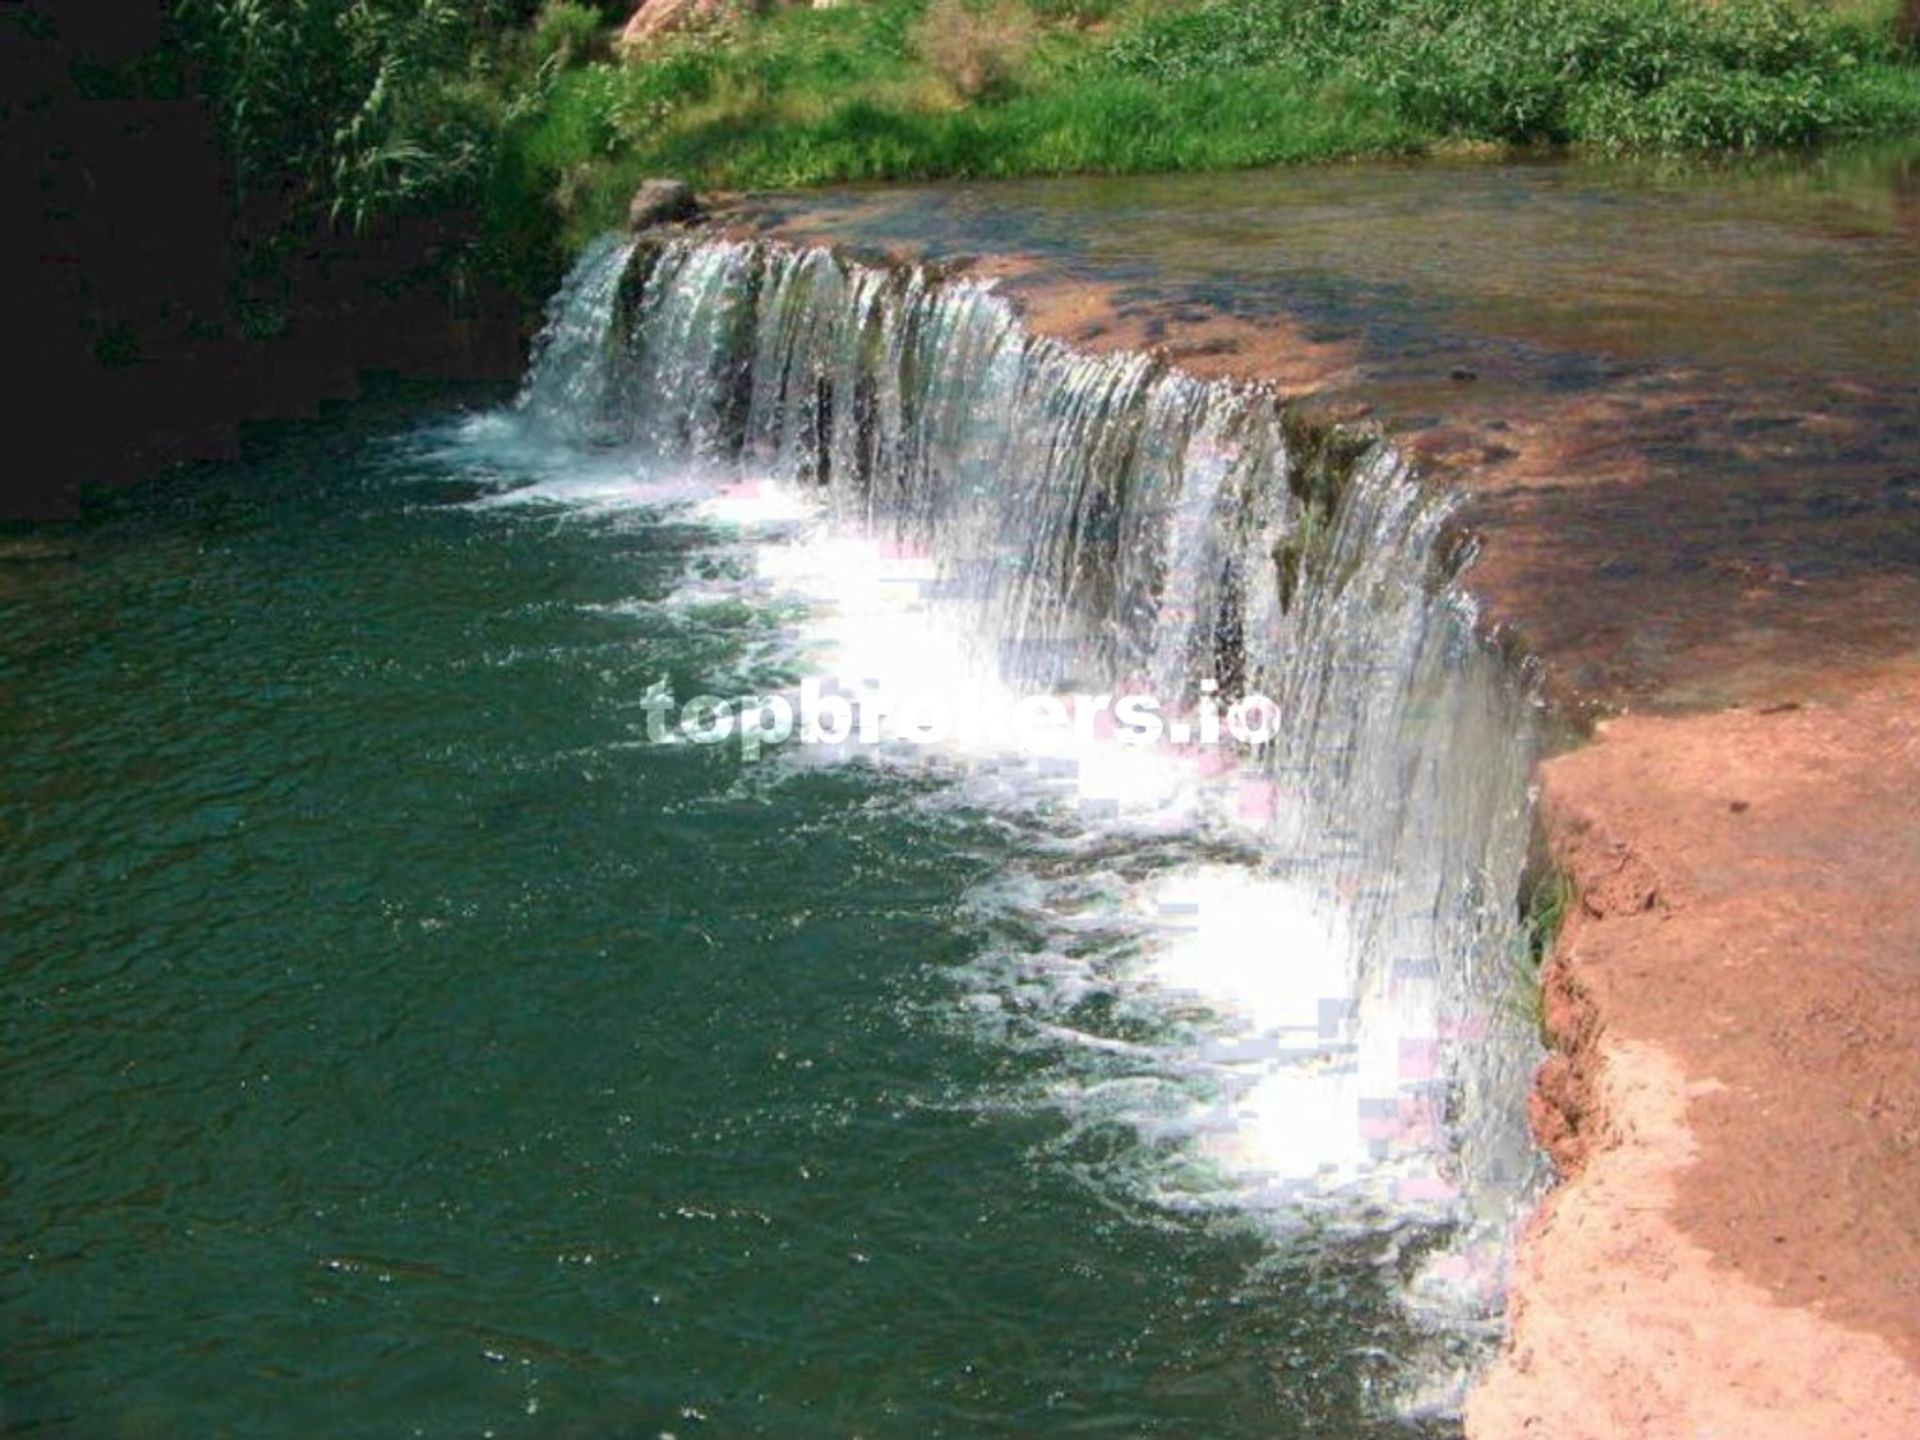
[[627, 178, 702, 231]]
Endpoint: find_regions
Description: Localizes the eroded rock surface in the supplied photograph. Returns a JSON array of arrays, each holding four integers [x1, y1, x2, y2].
[[1471, 672, 1920, 1437]]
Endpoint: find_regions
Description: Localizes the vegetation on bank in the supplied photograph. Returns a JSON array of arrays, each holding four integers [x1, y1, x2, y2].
[[1509, 862, 1574, 1041], [164, 1, 583, 294], [65, 0, 1920, 295], [522, 0, 1920, 233]]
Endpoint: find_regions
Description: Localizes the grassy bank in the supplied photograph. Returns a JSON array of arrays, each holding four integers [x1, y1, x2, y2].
[[516, 0, 1920, 237], [49, 0, 1920, 310]]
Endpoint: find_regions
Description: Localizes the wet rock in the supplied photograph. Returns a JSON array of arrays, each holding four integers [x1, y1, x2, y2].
[[627, 178, 702, 231]]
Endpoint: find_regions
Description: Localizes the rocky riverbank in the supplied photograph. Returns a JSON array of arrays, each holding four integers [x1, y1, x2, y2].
[[1471, 667, 1920, 1438]]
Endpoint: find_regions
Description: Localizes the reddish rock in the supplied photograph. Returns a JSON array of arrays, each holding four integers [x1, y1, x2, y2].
[[617, 0, 743, 51], [1469, 670, 1920, 1439]]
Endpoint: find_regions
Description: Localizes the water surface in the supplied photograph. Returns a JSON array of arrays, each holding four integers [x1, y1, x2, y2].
[[3, 389, 1477, 1438]]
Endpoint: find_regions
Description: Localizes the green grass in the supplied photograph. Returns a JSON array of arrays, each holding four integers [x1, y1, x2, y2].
[[505, 0, 1920, 239], [1510, 863, 1575, 1043]]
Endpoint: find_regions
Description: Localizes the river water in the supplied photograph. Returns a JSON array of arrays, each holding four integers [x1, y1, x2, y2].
[[1, 387, 1525, 1437], [0, 162, 1605, 1436]]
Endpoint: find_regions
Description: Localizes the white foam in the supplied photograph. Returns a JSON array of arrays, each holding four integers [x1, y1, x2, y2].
[[693, 479, 1461, 1231], [732, 497, 1289, 836], [467, 466, 710, 515], [451, 434, 1480, 1328]]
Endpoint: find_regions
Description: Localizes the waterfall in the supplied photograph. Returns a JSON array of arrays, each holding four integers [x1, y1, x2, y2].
[[516, 233, 1547, 1396], [515, 232, 638, 440]]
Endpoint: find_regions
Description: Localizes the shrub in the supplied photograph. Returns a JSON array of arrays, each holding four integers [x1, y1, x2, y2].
[[911, 0, 1038, 100], [176, 0, 520, 228], [1098, 0, 1920, 149], [1026, 0, 1129, 25], [609, 48, 720, 143], [532, 1, 608, 70]]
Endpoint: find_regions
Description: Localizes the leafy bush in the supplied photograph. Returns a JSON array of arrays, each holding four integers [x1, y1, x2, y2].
[[610, 49, 720, 138], [532, 0, 608, 70], [1025, 0, 1129, 26], [912, 0, 1039, 98], [1099, 0, 1916, 149], [176, 0, 528, 228]]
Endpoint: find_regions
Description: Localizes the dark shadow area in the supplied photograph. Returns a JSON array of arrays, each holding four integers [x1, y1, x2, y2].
[[1, 1, 530, 522]]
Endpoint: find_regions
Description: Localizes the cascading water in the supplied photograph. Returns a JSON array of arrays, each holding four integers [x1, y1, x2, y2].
[[511, 232, 1547, 1410]]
